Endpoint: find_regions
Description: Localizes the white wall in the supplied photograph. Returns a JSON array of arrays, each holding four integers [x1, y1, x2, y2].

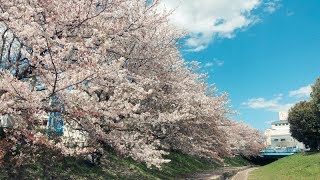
[[265, 121, 305, 149]]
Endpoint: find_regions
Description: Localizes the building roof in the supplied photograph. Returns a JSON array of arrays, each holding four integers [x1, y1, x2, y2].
[[271, 120, 289, 125]]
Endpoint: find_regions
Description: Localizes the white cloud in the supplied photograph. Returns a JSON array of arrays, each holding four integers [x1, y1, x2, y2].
[[264, 0, 282, 13], [204, 62, 214, 67], [215, 60, 224, 66], [289, 84, 312, 98], [265, 120, 275, 125], [158, 0, 280, 51], [242, 83, 313, 113], [242, 96, 293, 112], [204, 59, 224, 68]]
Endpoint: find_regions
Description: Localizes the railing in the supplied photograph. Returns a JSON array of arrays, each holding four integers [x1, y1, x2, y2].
[[260, 147, 300, 156]]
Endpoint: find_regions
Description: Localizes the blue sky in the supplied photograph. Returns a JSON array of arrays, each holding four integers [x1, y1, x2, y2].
[[162, 0, 320, 130]]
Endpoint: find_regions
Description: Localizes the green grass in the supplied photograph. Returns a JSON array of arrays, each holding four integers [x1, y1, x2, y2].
[[224, 156, 251, 167], [249, 153, 320, 180], [123, 150, 221, 179]]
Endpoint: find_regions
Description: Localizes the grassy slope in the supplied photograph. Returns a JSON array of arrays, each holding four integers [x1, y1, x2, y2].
[[0, 149, 250, 180], [224, 156, 251, 167], [249, 153, 320, 180]]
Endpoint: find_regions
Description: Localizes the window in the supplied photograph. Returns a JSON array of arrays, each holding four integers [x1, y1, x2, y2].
[[274, 139, 279, 141], [281, 139, 286, 141]]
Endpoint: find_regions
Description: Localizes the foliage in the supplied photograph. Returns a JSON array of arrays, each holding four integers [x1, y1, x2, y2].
[[288, 101, 320, 151], [311, 78, 320, 107], [288, 78, 320, 151], [249, 153, 320, 180]]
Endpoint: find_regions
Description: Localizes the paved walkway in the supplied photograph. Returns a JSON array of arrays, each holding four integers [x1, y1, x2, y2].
[[231, 167, 258, 180]]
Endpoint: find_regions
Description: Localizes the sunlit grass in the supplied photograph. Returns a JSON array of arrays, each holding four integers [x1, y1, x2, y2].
[[249, 153, 320, 180]]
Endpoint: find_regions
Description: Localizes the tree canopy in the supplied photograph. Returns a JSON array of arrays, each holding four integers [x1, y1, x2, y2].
[[288, 78, 320, 151]]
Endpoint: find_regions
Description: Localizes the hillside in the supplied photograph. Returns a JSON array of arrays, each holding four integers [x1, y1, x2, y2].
[[0, 148, 250, 179], [249, 153, 320, 180]]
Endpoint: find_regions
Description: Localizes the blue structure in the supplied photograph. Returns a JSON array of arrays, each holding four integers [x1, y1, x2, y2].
[[260, 147, 300, 157], [0, 26, 63, 137], [47, 96, 64, 137]]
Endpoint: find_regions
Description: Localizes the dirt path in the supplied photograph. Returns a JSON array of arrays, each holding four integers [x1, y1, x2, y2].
[[231, 167, 258, 180], [182, 166, 250, 180]]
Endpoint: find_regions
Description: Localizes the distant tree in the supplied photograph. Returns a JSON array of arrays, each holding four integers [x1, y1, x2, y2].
[[221, 120, 266, 157], [288, 101, 320, 151], [311, 78, 320, 111]]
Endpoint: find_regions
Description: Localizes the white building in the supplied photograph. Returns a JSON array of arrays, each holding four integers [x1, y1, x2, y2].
[[264, 111, 305, 150]]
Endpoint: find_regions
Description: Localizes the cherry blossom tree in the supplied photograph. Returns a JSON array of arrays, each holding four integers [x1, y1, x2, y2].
[[0, 0, 265, 168], [221, 120, 266, 157]]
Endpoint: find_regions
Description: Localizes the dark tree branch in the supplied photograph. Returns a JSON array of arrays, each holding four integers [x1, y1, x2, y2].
[[54, 73, 95, 93], [0, 27, 9, 62], [7, 34, 16, 63], [9, 82, 26, 101], [45, 38, 58, 96]]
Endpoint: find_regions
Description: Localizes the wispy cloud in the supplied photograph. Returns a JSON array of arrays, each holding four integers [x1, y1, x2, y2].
[[215, 60, 224, 66], [158, 0, 281, 51], [265, 120, 275, 125], [204, 59, 224, 68], [243, 84, 312, 112], [242, 95, 293, 112], [289, 84, 312, 98], [286, 11, 294, 17], [264, 0, 282, 13], [204, 62, 214, 67]]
